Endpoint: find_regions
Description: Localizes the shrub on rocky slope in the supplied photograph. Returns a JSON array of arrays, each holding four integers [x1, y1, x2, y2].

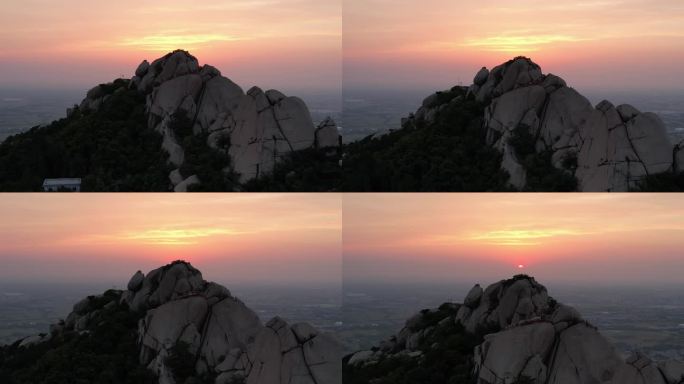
[[342, 87, 511, 191], [344, 57, 684, 192], [0, 80, 171, 191], [345, 275, 684, 384], [0, 290, 155, 383], [0, 261, 341, 384], [0, 50, 341, 192]]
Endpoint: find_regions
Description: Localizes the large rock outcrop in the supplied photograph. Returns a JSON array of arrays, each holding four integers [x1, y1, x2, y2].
[[470, 278, 684, 384], [478, 57, 676, 191], [346, 276, 684, 384], [78, 50, 339, 188], [455, 277, 550, 333], [407, 57, 678, 191], [39, 261, 341, 384], [471, 57, 674, 191]]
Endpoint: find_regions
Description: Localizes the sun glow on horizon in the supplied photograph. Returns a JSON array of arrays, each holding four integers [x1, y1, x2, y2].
[[118, 33, 245, 52], [0, 194, 341, 285], [119, 227, 247, 246], [466, 228, 589, 246], [461, 34, 590, 53], [344, 194, 684, 285], [344, 0, 684, 91], [423, 228, 591, 248], [0, 0, 341, 90]]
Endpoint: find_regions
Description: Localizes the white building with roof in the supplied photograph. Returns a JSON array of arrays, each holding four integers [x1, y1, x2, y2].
[[42, 178, 81, 192]]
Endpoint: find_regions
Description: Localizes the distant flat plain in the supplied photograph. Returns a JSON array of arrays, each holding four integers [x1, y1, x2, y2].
[[0, 88, 83, 142]]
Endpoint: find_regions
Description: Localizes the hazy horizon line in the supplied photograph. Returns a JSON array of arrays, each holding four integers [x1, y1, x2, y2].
[[4, 83, 684, 95], [344, 278, 684, 290]]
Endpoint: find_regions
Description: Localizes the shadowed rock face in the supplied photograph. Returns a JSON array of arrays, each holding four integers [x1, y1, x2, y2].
[[79, 50, 340, 188], [346, 276, 684, 384], [408, 57, 679, 191], [51, 261, 341, 384]]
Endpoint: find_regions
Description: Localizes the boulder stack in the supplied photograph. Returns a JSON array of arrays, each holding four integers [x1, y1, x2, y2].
[[346, 275, 684, 384], [473, 57, 675, 191], [403, 57, 678, 191], [78, 50, 340, 188], [469, 277, 684, 383], [455, 276, 551, 332], [44, 261, 341, 384]]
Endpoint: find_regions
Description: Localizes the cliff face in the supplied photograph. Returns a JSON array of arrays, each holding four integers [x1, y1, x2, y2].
[[408, 57, 679, 191], [9, 261, 341, 384], [345, 276, 684, 384], [78, 50, 339, 189]]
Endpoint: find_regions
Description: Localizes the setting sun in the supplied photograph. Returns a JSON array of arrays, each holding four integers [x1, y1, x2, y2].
[[344, 0, 684, 91], [344, 194, 684, 284]]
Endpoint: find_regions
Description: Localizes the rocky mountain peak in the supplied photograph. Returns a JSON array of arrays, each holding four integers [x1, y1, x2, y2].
[[76, 50, 340, 190], [346, 275, 684, 384], [469, 56, 544, 102], [132, 50, 201, 93], [476, 57, 676, 191], [404, 56, 678, 191], [15, 260, 341, 384], [121, 260, 206, 312], [454, 275, 570, 333]]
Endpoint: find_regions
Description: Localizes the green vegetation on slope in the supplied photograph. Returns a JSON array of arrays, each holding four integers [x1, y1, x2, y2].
[[508, 124, 578, 191], [0, 287, 224, 384], [167, 111, 241, 192], [342, 87, 512, 191], [167, 111, 341, 192], [0, 290, 155, 384], [0, 82, 339, 192], [0, 79, 171, 191], [242, 147, 341, 191], [633, 171, 684, 191], [343, 303, 501, 384], [164, 341, 218, 384]]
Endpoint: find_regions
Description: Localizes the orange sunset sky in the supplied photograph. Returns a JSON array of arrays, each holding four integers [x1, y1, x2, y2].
[[0, 0, 341, 92], [2, 1, 682, 94], [1, 194, 683, 287], [344, 0, 684, 92], [344, 194, 684, 286], [0, 194, 341, 286]]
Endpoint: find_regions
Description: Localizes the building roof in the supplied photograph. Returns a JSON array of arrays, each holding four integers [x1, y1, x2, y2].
[[42, 178, 82, 186]]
